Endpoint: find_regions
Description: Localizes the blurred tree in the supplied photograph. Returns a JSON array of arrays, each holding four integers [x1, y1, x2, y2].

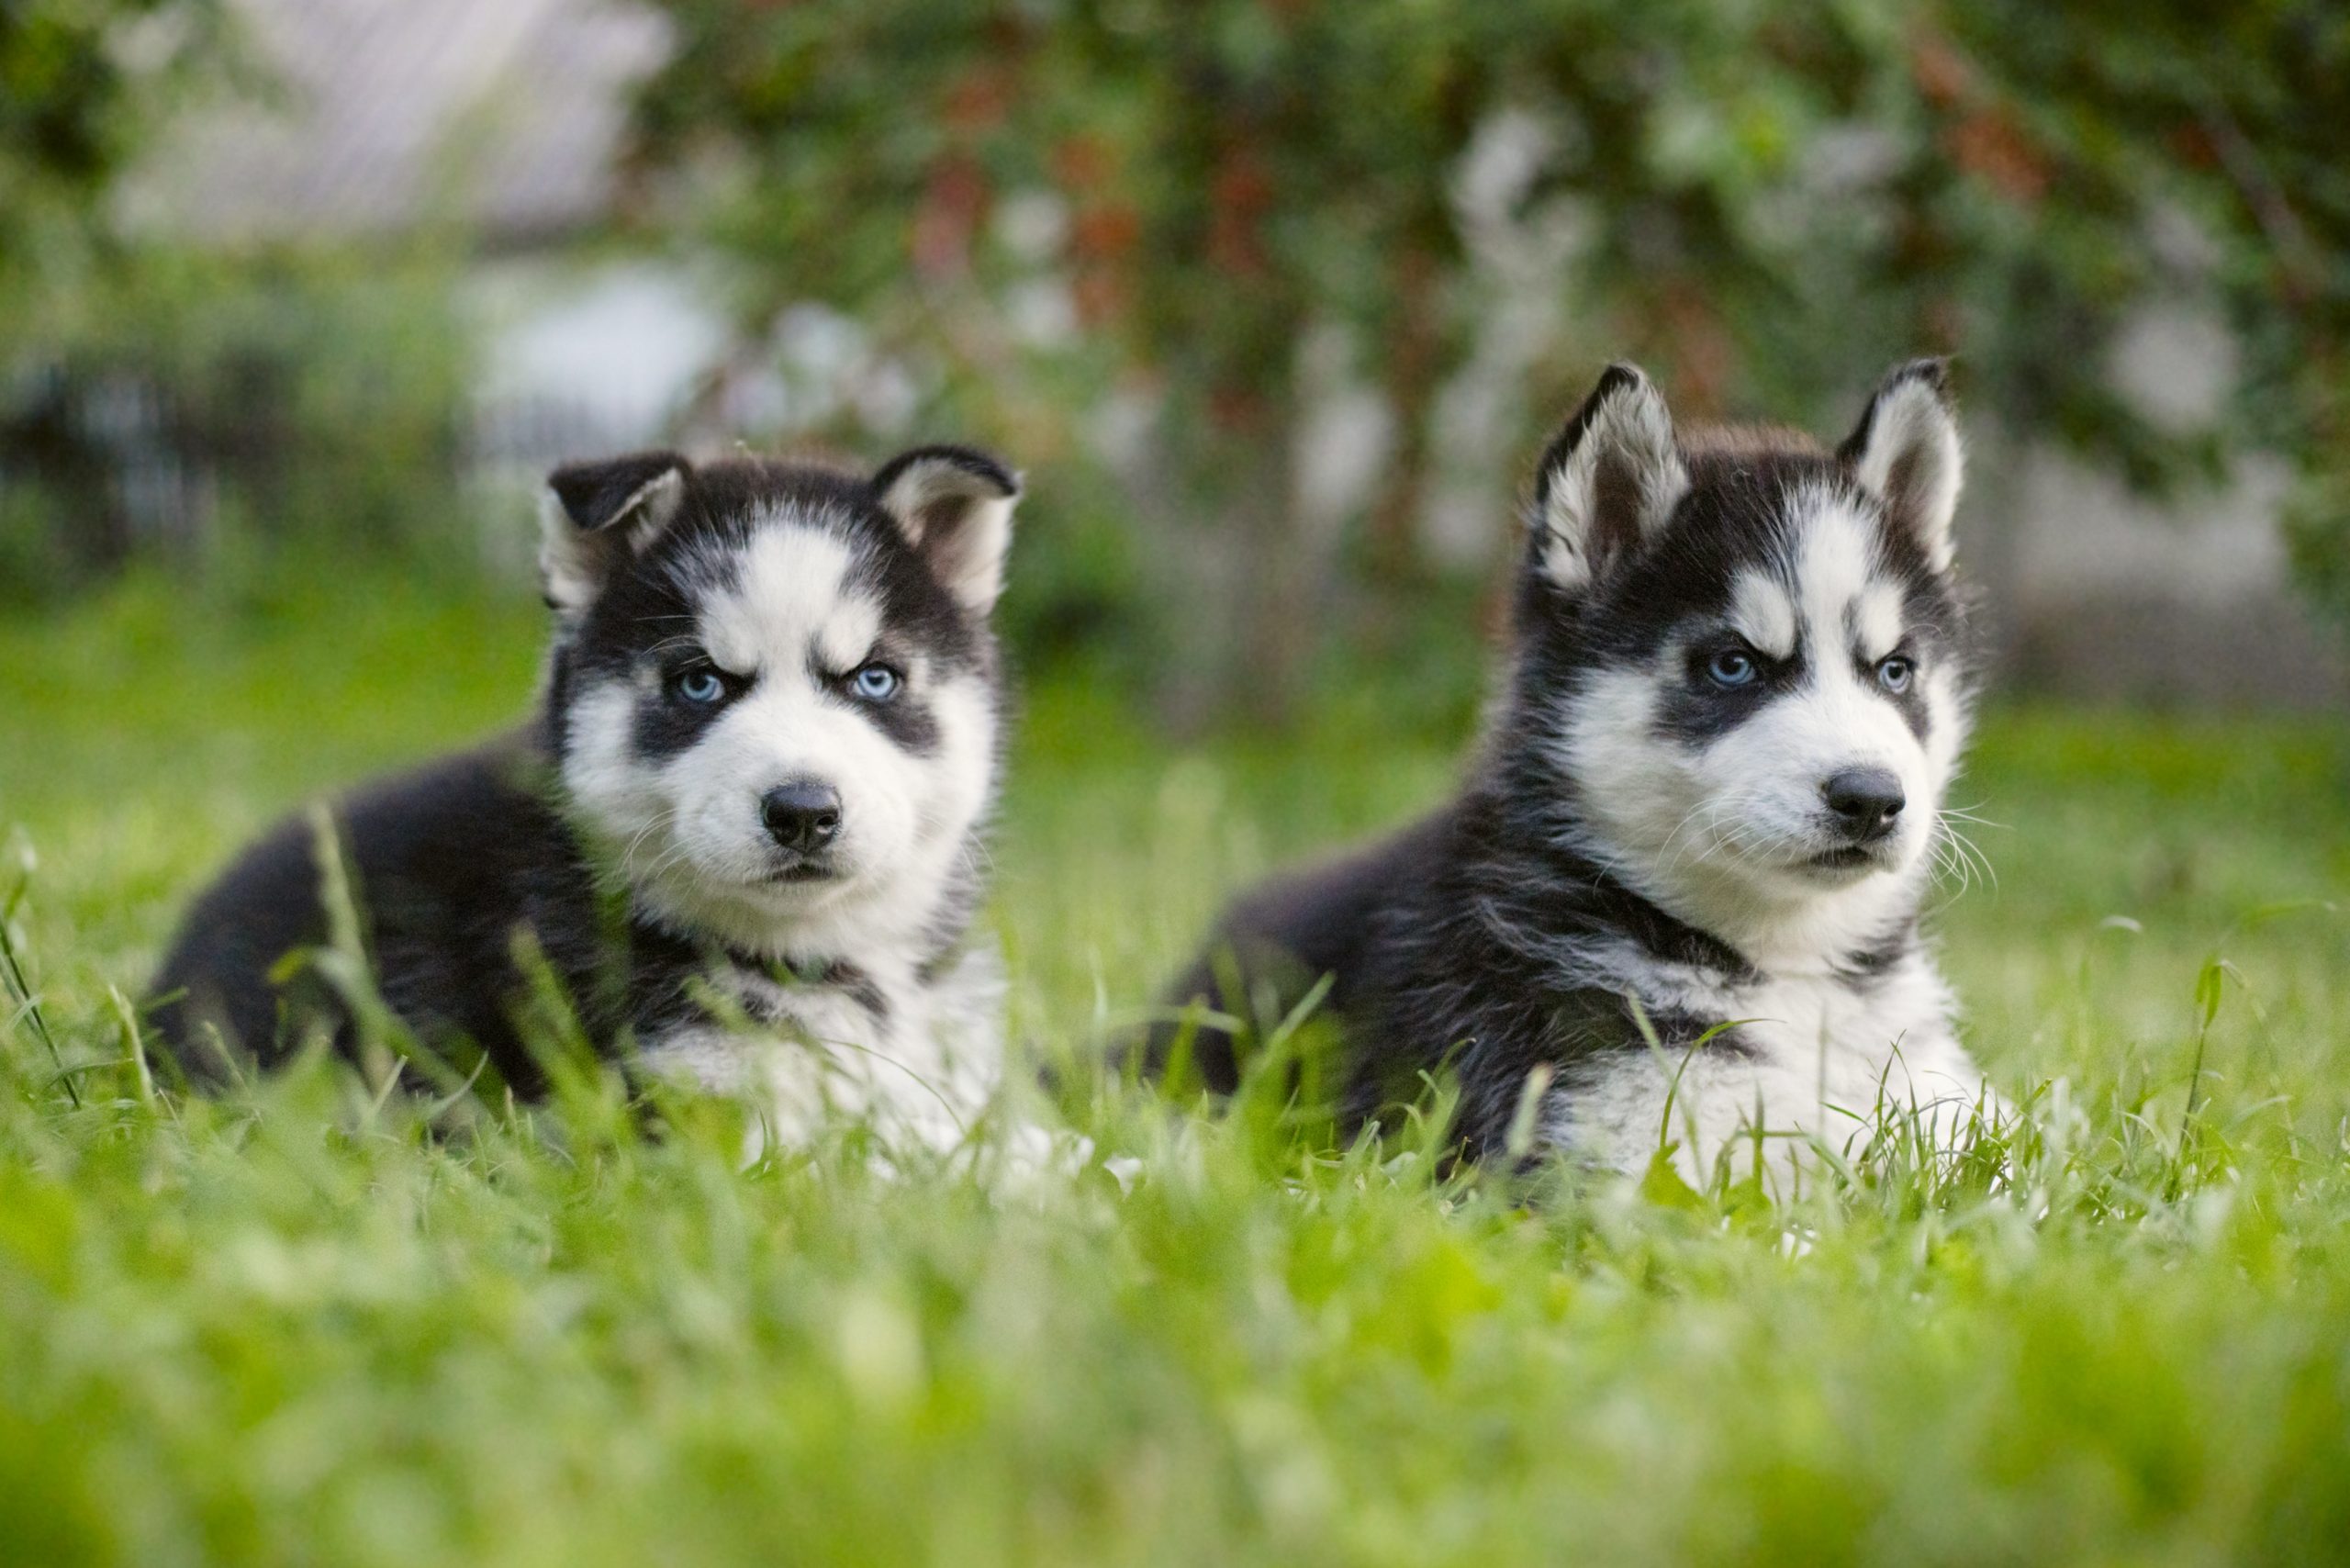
[[0, 4, 484, 605], [632, 0, 2348, 719], [0, 0, 224, 307], [1942, 0, 2350, 643], [1, 0, 233, 595]]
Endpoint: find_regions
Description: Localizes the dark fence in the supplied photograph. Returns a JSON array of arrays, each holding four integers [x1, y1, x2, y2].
[[0, 363, 640, 600], [0, 364, 226, 578]]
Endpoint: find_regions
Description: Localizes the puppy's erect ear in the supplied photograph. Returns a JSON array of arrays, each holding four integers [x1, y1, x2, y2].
[[1839, 358, 1963, 573], [539, 451, 689, 616], [1529, 364, 1688, 592], [872, 443, 1022, 614]]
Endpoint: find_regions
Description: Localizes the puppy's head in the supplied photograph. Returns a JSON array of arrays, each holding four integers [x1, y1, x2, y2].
[[539, 445, 1017, 953], [1519, 361, 1971, 950]]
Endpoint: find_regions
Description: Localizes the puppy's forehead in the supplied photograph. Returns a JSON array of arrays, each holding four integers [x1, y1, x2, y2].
[[1790, 483, 1909, 656], [1710, 482, 1906, 657], [695, 518, 881, 672]]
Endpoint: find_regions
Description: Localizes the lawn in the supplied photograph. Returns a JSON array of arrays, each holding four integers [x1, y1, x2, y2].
[[3, 567, 2348, 1566]]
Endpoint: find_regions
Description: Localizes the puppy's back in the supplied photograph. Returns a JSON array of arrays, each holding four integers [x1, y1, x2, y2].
[[149, 733, 590, 1088], [1141, 809, 1457, 1092]]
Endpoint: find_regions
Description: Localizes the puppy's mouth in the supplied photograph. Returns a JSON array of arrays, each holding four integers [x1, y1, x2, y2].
[[1793, 837, 1912, 881], [766, 857, 840, 886]]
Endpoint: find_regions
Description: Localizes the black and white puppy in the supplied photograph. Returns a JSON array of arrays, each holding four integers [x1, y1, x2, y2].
[[152, 445, 1018, 1142], [1155, 361, 1995, 1184]]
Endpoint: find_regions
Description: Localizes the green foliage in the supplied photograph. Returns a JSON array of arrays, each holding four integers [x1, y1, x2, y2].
[[1943, 0, 2350, 637], [632, 0, 2350, 700], [3, 576, 2348, 1564], [0, 0, 224, 303], [2286, 465, 2350, 633]]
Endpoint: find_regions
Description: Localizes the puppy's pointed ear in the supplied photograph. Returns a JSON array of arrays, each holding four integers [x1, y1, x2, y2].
[[539, 451, 689, 616], [873, 443, 1022, 614], [1528, 364, 1687, 592], [1840, 358, 1963, 572]]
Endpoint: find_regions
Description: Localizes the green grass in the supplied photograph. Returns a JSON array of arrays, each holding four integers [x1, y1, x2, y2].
[[3, 570, 2348, 1565]]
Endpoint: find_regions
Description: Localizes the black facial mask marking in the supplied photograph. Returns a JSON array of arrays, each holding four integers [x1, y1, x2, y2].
[[1652, 630, 1808, 746], [807, 647, 944, 757], [630, 649, 748, 764]]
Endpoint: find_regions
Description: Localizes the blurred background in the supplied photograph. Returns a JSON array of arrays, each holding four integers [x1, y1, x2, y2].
[[3, 0, 2345, 727], [6, 11, 2350, 1555]]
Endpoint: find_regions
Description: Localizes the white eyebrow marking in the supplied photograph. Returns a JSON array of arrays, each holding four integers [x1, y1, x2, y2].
[[1786, 479, 1909, 671], [812, 599, 882, 673], [1852, 582, 1905, 659], [1729, 569, 1797, 659], [699, 523, 879, 677]]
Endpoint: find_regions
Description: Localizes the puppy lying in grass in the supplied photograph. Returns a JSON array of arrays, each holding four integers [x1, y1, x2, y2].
[[1151, 361, 2003, 1187], [151, 444, 1020, 1149]]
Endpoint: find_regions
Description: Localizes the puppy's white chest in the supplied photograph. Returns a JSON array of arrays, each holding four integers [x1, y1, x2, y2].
[[1553, 957, 1983, 1189], [638, 945, 1006, 1152], [1725, 968, 1948, 1112]]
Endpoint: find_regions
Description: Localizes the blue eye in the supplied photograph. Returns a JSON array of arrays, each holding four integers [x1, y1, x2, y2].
[[1707, 649, 1758, 689], [1876, 655, 1915, 694], [850, 663, 901, 701], [676, 669, 726, 704]]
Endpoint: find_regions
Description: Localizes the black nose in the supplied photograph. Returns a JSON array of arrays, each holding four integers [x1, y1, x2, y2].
[[761, 781, 842, 854], [1821, 767, 1906, 841]]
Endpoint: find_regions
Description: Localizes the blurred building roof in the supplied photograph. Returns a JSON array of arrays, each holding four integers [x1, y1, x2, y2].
[[123, 0, 668, 247]]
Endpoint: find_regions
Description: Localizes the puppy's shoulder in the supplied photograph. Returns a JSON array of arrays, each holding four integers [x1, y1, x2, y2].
[[1217, 807, 1458, 978]]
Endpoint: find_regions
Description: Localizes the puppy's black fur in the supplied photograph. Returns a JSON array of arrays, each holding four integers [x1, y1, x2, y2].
[[151, 732, 623, 1092]]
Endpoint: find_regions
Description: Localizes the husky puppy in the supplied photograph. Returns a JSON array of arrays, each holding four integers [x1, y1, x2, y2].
[[152, 445, 1019, 1142], [1157, 360, 1994, 1182]]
